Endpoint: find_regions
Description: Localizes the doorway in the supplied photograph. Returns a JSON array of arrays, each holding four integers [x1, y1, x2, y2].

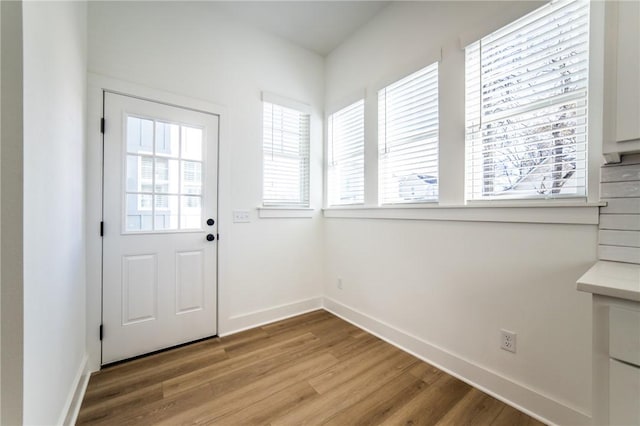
[[101, 92, 219, 364]]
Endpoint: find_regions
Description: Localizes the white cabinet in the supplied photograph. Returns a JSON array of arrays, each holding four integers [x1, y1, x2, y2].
[[604, 0, 640, 159], [609, 359, 640, 426], [591, 297, 640, 425], [577, 262, 640, 425], [610, 306, 640, 366], [608, 306, 640, 425]]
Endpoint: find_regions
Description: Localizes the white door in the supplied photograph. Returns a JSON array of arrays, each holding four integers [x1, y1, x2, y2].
[[102, 92, 218, 364]]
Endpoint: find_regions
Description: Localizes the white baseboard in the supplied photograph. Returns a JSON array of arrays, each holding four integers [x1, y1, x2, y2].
[[220, 297, 323, 337], [322, 297, 591, 426], [58, 354, 90, 426]]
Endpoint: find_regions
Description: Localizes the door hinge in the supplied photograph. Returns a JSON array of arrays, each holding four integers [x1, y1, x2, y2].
[[100, 117, 105, 134], [99, 324, 103, 341], [100, 221, 104, 237]]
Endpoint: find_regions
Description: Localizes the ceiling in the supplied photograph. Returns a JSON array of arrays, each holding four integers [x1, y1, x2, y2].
[[215, 1, 391, 56]]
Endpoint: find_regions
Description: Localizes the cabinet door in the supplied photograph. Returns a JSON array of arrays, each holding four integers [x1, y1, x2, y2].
[[615, 0, 640, 143], [609, 359, 640, 426], [610, 306, 640, 366]]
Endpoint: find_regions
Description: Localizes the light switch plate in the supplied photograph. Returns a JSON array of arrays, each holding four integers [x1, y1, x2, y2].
[[233, 210, 251, 223]]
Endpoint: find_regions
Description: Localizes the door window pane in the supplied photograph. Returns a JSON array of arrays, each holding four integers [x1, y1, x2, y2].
[[155, 158, 179, 194], [139, 194, 152, 210], [124, 115, 208, 233], [155, 122, 180, 157], [126, 194, 153, 231], [154, 195, 179, 230], [126, 117, 153, 154], [126, 155, 154, 192], [140, 157, 153, 181], [180, 196, 201, 229], [182, 161, 202, 195], [181, 126, 203, 161]]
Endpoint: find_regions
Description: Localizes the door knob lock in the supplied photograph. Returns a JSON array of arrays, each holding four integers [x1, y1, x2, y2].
[[206, 218, 215, 226], [206, 234, 215, 241]]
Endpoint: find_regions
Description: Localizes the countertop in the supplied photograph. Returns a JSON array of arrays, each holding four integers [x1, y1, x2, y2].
[[577, 260, 640, 302]]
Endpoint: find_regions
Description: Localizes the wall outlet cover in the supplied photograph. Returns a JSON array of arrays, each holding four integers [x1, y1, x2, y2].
[[501, 329, 517, 353]]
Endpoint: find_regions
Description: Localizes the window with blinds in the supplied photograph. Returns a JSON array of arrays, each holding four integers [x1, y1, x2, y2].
[[263, 101, 310, 206], [465, 0, 589, 200], [379, 63, 439, 204], [328, 99, 365, 206]]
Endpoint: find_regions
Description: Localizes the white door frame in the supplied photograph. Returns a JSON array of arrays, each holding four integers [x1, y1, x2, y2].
[[86, 74, 229, 372]]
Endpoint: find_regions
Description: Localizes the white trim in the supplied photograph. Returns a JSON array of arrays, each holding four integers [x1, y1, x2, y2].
[[325, 89, 367, 117], [587, 0, 606, 203], [261, 92, 311, 114], [603, 152, 622, 164], [464, 199, 605, 208], [91, 74, 225, 114], [220, 297, 323, 336], [323, 204, 600, 224], [457, 2, 550, 49], [86, 75, 104, 373], [370, 46, 442, 96], [322, 298, 591, 426], [58, 354, 89, 426], [257, 207, 315, 219]]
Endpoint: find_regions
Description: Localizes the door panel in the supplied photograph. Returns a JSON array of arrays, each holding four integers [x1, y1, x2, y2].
[[122, 254, 157, 324], [102, 92, 218, 364], [176, 250, 205, 314]]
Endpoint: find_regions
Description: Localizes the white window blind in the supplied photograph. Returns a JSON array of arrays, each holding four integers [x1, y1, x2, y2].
[[328, 100, 365, 206], [379, 63, 439, 204], [465, 0, 589, 200], [263, 101, 310, 206]]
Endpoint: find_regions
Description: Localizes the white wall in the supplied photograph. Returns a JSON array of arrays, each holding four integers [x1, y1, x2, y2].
[[0, 1, 24, 424], [22, 1, 88, 424], [86, 1, 325, 368], [324, 2, 597, 425]]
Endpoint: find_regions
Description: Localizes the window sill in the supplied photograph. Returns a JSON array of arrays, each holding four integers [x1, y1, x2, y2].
[[258, 207, 315, 219], [323, 202, 604, 224]]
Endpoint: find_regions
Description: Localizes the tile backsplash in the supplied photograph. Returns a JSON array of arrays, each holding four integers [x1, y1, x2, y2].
[[599, 154, 640, 264]]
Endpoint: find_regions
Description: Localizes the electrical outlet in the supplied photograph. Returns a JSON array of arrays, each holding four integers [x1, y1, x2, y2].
[[232, 210, 250, 223], [337, 278, 343, 290], [500, 329, 517, 353]]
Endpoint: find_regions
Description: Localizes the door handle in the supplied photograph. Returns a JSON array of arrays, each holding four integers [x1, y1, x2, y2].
[[207, 218, 215, 226], [206, 234, 215, 242]]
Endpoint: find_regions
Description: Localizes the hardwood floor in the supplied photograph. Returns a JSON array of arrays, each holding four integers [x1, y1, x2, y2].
[[78, 310, 545, 425]]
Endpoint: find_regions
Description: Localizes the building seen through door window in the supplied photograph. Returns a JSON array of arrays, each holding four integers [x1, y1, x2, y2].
[[125, 116, 204, 232]]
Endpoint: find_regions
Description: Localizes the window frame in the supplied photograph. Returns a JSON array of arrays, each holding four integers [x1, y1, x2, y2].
[[378, 61, 440, 205], [326, 98, 366, 207], [464, 0, 591, 202], [322, 0, 604, 222], [261, 93, 311, 208]]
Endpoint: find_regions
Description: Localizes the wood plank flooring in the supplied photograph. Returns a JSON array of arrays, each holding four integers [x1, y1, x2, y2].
[[78, 310, 545, 425]]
